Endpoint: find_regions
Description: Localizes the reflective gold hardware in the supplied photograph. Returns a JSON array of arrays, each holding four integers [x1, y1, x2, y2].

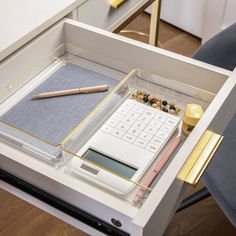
[[119, 30, 163, 48], [110, 0, 128, 9], [183, 104, 204, 136], [120, 30, 150, 37], [177, 130, 223, 185]]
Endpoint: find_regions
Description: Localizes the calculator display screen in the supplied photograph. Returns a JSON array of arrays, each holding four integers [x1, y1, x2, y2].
[[83, 149, 137, 179]]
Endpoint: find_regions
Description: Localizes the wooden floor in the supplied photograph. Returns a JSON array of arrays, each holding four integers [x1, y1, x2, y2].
[[164, 182, 236, 236], [120, 13, 201, 57], [1, 13, 236, 236]]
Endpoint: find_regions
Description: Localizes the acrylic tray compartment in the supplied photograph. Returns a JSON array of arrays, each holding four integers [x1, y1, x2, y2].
[[63, 65, 215, 202], [0, 54, 129, 167]]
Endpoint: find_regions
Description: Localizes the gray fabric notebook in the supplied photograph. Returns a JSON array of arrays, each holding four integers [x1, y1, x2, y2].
[[0, 63, 119, 160]]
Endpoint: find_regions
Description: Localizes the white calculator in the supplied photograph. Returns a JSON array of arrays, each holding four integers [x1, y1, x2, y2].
[[70, 99, 180, 195]]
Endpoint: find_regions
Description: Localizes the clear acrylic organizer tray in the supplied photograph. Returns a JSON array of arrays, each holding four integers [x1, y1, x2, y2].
[[0, 42, 214, 205], [63, 65, 213, 205], [0, 52, 130, 167]]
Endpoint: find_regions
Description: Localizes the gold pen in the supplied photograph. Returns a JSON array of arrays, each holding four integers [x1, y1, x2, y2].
[[32, 84, 109, 100]]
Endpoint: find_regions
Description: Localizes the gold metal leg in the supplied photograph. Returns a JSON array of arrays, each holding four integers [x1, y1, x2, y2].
[[149, 0, 162, 47], [112, 0, 155, 34], [115, 0, 162, 47]]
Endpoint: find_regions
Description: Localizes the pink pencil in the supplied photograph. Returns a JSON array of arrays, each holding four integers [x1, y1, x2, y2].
[[133, 133, 182, 204]]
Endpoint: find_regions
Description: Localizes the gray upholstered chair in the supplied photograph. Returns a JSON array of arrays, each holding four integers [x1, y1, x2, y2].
[[177, 22, 236, 228]]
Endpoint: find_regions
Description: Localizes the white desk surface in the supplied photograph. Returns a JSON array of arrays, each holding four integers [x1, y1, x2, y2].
[[0, 0, 86, 61]]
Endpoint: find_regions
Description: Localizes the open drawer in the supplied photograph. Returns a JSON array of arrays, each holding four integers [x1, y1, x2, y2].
[[1, 19, 236, 236]]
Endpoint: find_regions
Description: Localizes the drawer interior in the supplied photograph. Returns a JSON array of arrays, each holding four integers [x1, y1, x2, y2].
[[0, 18, 235, 234]]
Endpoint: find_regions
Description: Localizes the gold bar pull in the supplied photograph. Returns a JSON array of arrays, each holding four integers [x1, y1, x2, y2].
[[110, 0, 128, 9], [177, 130, 223, 185]]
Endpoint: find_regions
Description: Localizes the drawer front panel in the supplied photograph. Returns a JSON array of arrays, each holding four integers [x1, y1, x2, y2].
[[0, 152, 133, 234], [0, 169, 129, 236]]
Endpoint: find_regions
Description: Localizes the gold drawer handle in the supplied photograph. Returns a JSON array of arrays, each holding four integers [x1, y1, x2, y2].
[[177, 130, 223, 185], [110, 0, 128, 9]]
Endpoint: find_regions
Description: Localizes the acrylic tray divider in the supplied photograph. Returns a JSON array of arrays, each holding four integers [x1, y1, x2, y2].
[[63, 66, 214, 204], [0, 50, 134, 167]]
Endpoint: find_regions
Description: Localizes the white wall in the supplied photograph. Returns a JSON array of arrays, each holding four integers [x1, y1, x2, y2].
[[161, 0, 205, 38], [146, 0, 236, 42], [146, 0, 206, 38], [202, 0, 236, 42]]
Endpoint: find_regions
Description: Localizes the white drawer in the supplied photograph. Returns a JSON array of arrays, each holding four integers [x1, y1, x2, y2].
[[0, 19, 236, 236], [78, 0, 153, 31]]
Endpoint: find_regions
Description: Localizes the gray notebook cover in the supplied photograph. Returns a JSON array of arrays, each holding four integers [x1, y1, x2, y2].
[[0, 63, 119, 159]]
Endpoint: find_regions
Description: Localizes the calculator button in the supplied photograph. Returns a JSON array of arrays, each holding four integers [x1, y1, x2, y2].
[[100, 125, 113, 134], [146, 143, 160, 153], [126, 111, 140, 119], [149, 119, 163, 129], [106, 119, 119, 127], [122, 133, 136, 143], [133, 121, 146, 130], [116, 122, 130, 132], [139, 131, 153, 141], [160, 124, 173, 133], [143, 110, 155, 117], [165, 118, 179, 127], [155, 130, 169, 139], [121, 100, 134, 109], [121, 117, 135, 126], [137, 114, 152, 124], [110, 113, 124, 121], [134, 138, 148, 148], [154, 113, 167, 123], [117, 107, 129, 115], [151, 136, 165, 146], [111, 129, 125, 138], [132, 105, 145, 114], [98, 99, 180, 159], [144, 125, 158, 135], [127, 126, 142, 136]]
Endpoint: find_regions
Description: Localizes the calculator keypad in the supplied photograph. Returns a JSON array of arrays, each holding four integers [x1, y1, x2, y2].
[[100, 99, 180, 153], [122, 133, 136, 143]]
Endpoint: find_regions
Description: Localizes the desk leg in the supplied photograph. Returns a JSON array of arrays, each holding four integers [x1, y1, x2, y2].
[[149, 0, 162, 47]]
